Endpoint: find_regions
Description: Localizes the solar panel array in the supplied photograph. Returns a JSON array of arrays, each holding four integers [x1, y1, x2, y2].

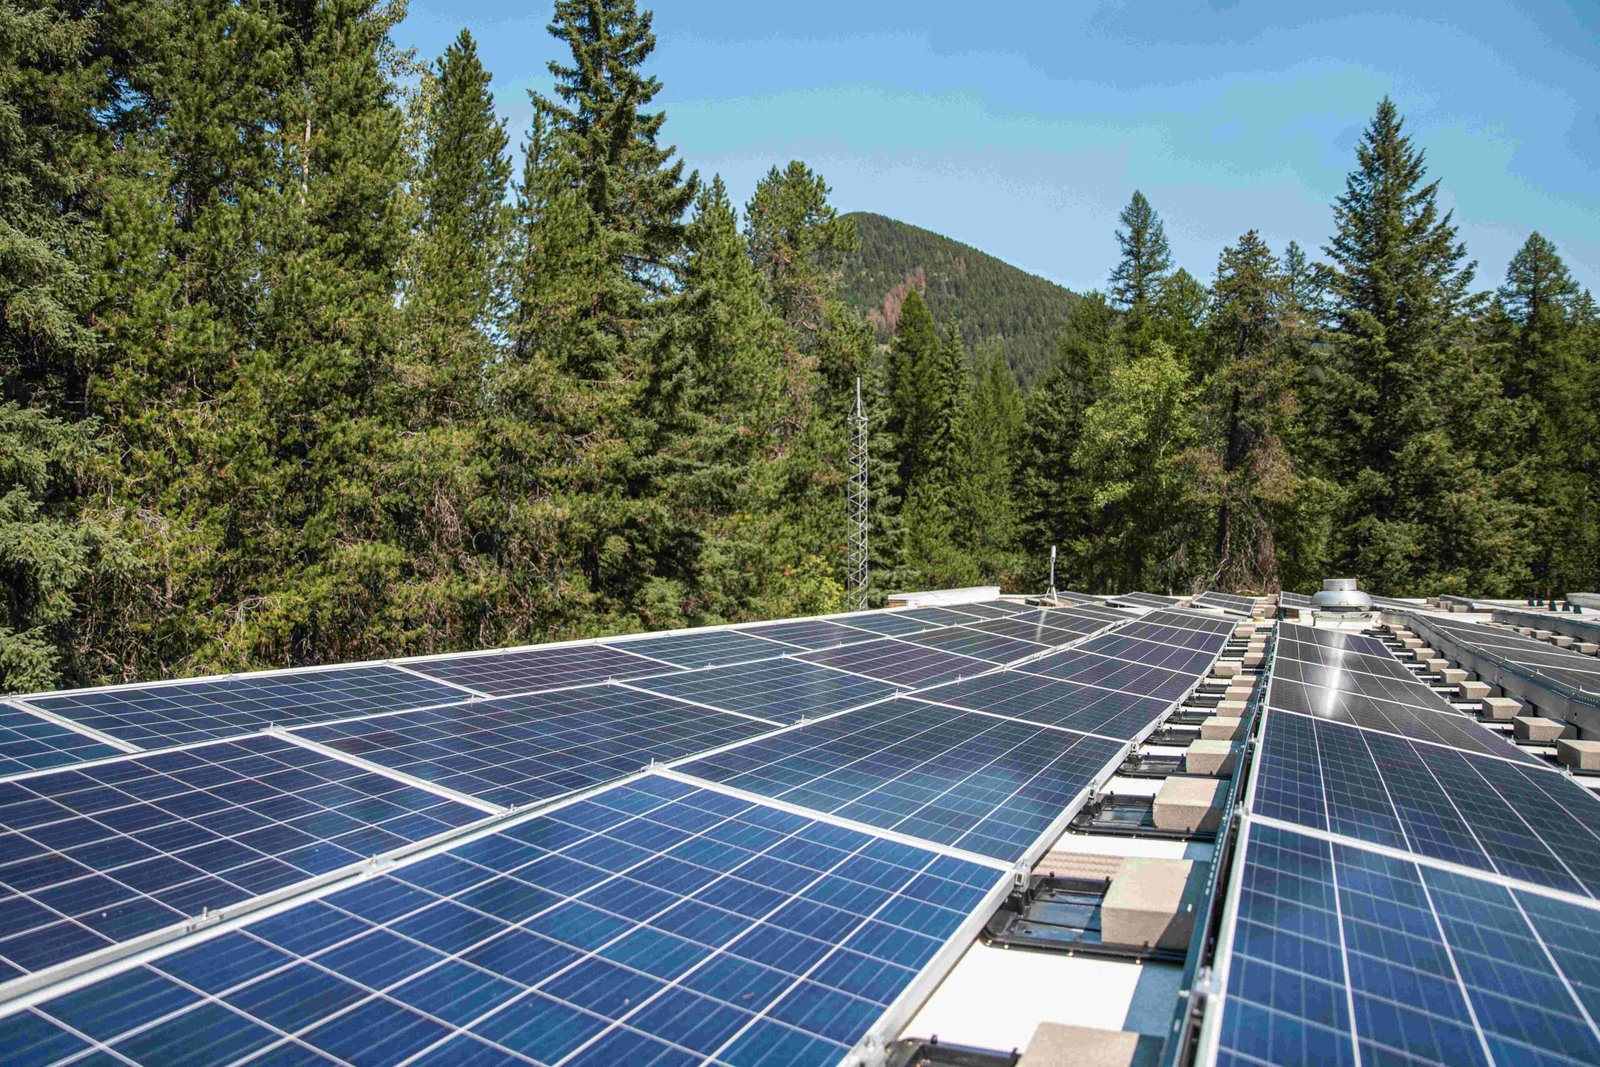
[[1410, 614, 1600, 695], [1191, 591, 1260, 615], [1277, 590, 1312, 608], [1112, 591, 1184, 608], [0, 597, 1233, 1065], [1208, 622, 1600, 1067]]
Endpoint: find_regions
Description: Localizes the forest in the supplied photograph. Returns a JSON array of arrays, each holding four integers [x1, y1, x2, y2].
[[3, 0, 1598, 694]]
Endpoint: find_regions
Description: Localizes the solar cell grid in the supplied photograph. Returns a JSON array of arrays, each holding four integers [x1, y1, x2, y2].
[[1003, 609, 1095, 634], [797, 640, 989, 689], [400, 644, 673, 697], [676, 698, 1123, 861], [1140, 609, 1240, 636], [626, 659, 895, 724], [1, 775, 1006, 1067], [1278, 591, 1313, 607], [295, 684, 776, 809], [1115, 621, 1228, 652], [1266, 678, 1533, 761], [601, 630, 796, 670], [1421, 618, 1600, 690], [1215, 821, 1600, 1067], [0, 704, 123, 778], [901, 626, 1047, 664], [1018, 649, 1197, 702], [936, 601, 1019, 620], [1252, 711, 1600, 897], [25, 666, 467, 751], [731, 619, 879, 650], [0, 736, 481, 980], [1192, 591, 1258, 614], [895, 606, 992, 626], [826, 612, 943, 638], [964, 617, 1085, 645], [1073, 634, 1216, 675], [1113, 592, 1182, 608], [917, 672, 1171, 739]]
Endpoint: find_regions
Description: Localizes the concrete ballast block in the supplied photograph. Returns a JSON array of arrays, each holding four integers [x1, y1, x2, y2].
[[1423, 657, 1450, 673], [1438, 668, 1468, 685], [1215, 699, 1248, 716], [1557, 739, 1600, 771], [1514, 716, 1571, 742], [1551, 635, 1575, 648], [1101, 857, 1202, 953], [1201, 716, 1245, 741], [1400, 637, 1424, 649], [1019, 1023, 1148, 1067], [1223, 685, 1254, 702], [1212, 661, 1241, 679], [1184, 739, 1238, 776], [1457, 680, 1492, 702], [1576, 642, 1599, 655], [1152, 777, 1228, 833], [1480, 696, 1523, 721], [1241, 651, 1265, 668]]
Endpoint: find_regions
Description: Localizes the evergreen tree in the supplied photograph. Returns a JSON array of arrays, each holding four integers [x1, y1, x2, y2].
[[0, 2, 115, 690], [1108, 190, 1172, 326], [1015, 293, 1118, 587], [952, 344, 1024, 584], [404, 28, 510, 419], [883, 287, 945, 499], [1317, 97, 1480, 592], [745, 161, 859, 344]]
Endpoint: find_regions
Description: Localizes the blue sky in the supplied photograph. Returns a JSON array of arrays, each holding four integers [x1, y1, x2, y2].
[[394, 0, 1600, 294]]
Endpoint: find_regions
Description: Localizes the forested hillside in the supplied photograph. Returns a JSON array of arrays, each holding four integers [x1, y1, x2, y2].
[[840, 213, 1081, 387], [3, 0, 1598, 696]]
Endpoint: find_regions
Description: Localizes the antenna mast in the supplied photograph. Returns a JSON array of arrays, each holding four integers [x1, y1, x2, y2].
[[1047, 544, 1059, 603], [847, 377, 870, 611]]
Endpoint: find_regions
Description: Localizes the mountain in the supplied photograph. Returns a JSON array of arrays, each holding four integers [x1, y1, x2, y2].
[[839, 212, 1081, 389]]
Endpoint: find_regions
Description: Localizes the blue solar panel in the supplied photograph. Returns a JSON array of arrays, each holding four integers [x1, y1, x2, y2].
[[797, 640, 989, 689], [1216, 821, 1600, 1067], [677, 698, 1123, 861], [25, 667, 467, 750], [732, 619, 879, 650], [1267, 679, 1534, 762], [1018, 648, 1196, 700], [1056, 634, 1216, 675], [0, 736, 481, 981], [295, 684, 776, 809], [1115, 621, 1229, 652], [626, 659, 895, 724], [602, 630, 795, 669], [0, 703, 122, 777], [964, 617, 1085, 645], [402, 644, 673, 697], [1253, 712, 1600, 898], [918, 673, 1169, 739], [901, 626, 1047, 663], [896, 607, 992, 626], [2, 776, 1006, 1067], [834, 612, 946, 637], [937, 601, 1023, 620]]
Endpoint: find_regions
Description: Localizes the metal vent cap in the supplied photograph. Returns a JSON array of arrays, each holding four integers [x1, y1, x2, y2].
[[1312, 577, 1373, 612]]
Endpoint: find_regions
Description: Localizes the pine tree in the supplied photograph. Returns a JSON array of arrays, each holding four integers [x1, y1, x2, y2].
[[1015, 293, 1118, 587], [745, 161, 859, 344], [1108, 191, 1172, 326], [952, 344, 1024, 584], [1318, 97, 1480, 592], [0, 2, 114, 690], [883, 287, 945, 499], [404, 28, 510, 419]]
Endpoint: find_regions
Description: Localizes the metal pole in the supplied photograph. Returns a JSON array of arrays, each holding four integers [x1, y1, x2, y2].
[[847, 377, 870, 612]]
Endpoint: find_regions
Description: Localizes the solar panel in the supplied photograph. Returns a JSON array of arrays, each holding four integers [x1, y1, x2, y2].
[[401, 643, 674, 697], [731, 619, 879, 650], [2, 776, 1007, 1066], [0, 736, 481, 980], [964, 617, 1086, 645], [24, 666, 467, 750], [1191, 591, 1258, 614], [1420, 617, 1600, 692], [1113, 592, 1183, 608], [1115, 621, 1229, 652], [0, 703, 122, 778], [1266, 678, 1535, 762], [917, 672, 1170, 739], [1016, 649, 1197, 701], [797, 640, 989, 689], [896, 606, 993, 626], [900, 626, 1047, 663], [1141, 608, 1240, 636], [601, 630, 795, 670], [809, 611, 938, 638], [295, 684, 776, 809], [937, 601, 1022, 620], [676, 698, 1123, 861], [1214, 821, 1600, 1067], [625, 659, 895, 724], [1069, 634, 1217, 675], [1278, 590, 1313, 607]]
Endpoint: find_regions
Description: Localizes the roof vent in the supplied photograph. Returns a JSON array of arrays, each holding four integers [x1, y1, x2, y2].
[[1311, 577, 1373, 613]]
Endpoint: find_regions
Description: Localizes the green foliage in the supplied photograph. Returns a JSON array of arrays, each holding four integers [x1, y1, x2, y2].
[[839, 212, 1080, 389], [1109, 191, 1173, 325]]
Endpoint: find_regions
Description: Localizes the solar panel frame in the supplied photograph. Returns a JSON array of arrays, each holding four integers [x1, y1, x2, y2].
[[398, 643, 677, 697], [0, 736, 483, 982], [826, 612, 946, 638], [1013, 649, 1199, 702], [294, 683, 779, 809], [1, 775, 1010, 1067], [624, 659, 897, 725], [676, 698, 1124, 861], [24, 667, 469, 751], [962, 617, 1086, 645], [1113, 592, 1183, 608]]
